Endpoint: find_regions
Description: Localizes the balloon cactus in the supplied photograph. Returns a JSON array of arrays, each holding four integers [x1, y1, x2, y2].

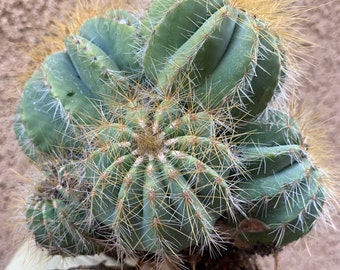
[[13, 0, 331, 268]]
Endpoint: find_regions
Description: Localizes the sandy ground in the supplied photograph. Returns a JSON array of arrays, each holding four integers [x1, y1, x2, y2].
[[0, 0, 339, 269]]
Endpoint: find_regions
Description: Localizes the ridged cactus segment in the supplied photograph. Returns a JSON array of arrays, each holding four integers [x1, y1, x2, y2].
[[14, 54, 99, 158], [26, 197, 98, 256], [142, 0, 210, 80], [138, 160, 185, 253], [156, 5, 238, 92], [230, 32, 281, 118], [167, 136, 232, 179], [161, 162, 217, 244], [237, 172, 325, 247], [79, 10, 141, 73], [193, 11, 256, 108], [163, 111, 215, 138], [14, 51, 113, 158], [234, 109, 304, 177], [229, 110, 325, 247], [233, 110, 302, 146], [241, 144, 303, 177], [85, 99, 236, 256], [143, 0, 284, 118], [167, 151, 231, 219], [142, 0, 231, 83], [64, 35, 127, 100], [142, 0, 227, 39], [240, 188, 325, 247], [42, 52, 103, 123], [14, 71, 77, 158], [237, 160, 313, 200], [14, 13, 143, 158]]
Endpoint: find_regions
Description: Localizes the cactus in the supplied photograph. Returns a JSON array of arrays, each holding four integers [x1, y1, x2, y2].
[[227, 109, 326, 247], [13, 0, 332, 268], [142, 0, 284, 117]]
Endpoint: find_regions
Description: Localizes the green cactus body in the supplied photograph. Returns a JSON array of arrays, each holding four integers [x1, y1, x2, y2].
[[78, 10, 141, 74], [142, 0, 283, 118], [229, 110, 326, 246], [26, 196, 99, 256], [13, 0, 328, 266], [85, 99, 235, 254]]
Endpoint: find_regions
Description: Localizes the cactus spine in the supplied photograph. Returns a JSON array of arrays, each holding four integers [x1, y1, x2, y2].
[[13, 0, 332, 268]]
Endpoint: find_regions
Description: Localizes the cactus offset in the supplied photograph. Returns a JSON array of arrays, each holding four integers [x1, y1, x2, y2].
[[13, 0, 333, 268], [228, 109, 326, 247]]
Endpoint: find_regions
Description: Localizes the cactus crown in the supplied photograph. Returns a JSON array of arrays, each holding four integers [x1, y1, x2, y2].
[[14, 0, 331, 268]]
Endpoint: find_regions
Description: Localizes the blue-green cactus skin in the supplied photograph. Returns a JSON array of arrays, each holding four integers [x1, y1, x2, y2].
[[228, 110, 325, 247], [13, 0, 327, 264]]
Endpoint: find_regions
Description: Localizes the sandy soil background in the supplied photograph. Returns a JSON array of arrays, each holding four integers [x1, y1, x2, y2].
[[0, 0, 339, 269]]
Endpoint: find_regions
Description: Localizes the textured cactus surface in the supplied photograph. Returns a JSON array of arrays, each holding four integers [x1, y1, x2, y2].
[[229, 110, 326, 246], [14, 0, 328, 267]]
